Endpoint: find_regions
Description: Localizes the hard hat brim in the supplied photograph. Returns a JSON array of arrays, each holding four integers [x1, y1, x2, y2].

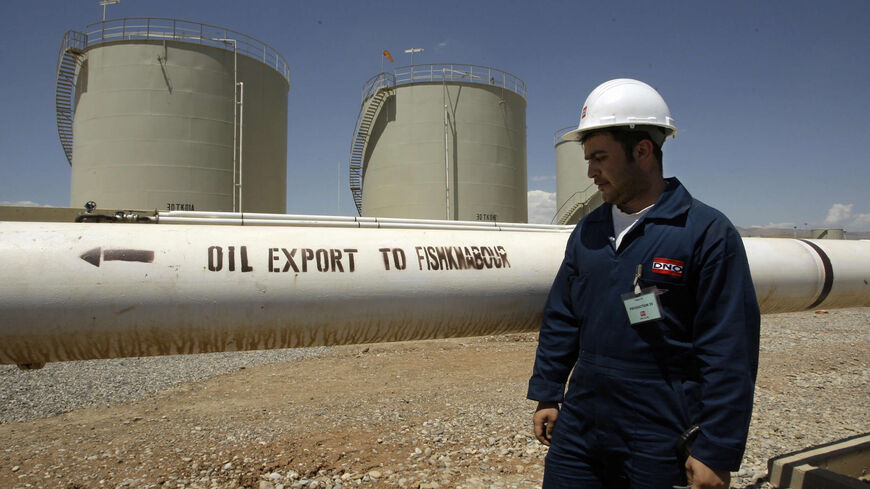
[[560, 123, 677, 143]]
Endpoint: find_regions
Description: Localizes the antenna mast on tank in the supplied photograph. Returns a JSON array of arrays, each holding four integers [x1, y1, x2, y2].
[[404, 48, 423, 66], [97, 0, 120, 21]]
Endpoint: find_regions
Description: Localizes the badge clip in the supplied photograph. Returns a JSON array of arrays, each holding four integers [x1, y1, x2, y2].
[[633, 264, 642, 295], [622, 263, 663, 325]]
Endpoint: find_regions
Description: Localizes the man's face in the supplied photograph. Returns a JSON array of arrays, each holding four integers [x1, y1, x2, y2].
[[583, 132, 647, 210]]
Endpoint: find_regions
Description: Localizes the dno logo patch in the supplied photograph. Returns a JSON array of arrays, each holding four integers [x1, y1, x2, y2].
[[652, 257, 684, 277]]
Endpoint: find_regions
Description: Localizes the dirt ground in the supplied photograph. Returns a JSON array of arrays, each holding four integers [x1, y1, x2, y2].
[[1, 334, 548, 489], [1, 307, 868, 489]]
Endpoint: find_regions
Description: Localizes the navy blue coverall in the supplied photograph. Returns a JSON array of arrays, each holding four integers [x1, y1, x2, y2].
[[528, 178, 760, 488]]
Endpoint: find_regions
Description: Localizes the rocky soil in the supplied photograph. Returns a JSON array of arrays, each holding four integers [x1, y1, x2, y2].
[[1, 307, 868, 489]]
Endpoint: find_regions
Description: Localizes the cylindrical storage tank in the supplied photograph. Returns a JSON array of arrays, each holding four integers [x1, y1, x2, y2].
[[554, 126, 600, 225], [353, 65, 527, 223], [64, 19, 289, 213]]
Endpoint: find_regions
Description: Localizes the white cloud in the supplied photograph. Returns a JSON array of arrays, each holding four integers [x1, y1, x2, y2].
[[819, 203, 870, 231], [0, 200, 50, 207], [527, 190, 556, 224], [824, 203, 853, 225], [848, 213, 870, 232], [744, 203, 870, 233], [437, 41, 448, 48], [530, 175, 554, 183]]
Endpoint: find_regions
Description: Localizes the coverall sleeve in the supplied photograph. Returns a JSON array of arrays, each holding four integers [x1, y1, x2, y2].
[[689, 220, 761, 471], [527, 229, 582, 403]]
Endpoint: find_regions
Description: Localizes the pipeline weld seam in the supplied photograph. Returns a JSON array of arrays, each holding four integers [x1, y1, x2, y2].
[[799, 239, 834, 310]]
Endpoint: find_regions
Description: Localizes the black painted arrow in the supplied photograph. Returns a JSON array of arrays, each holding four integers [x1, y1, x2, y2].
[[80, 247, 155, 267]]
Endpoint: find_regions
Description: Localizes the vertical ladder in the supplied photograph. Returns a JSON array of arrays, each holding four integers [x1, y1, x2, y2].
[[55, 30, 86, 166], [348, 88, 389, 215]]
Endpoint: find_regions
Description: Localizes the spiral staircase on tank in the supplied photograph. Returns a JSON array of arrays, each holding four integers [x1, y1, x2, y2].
[[553, 184, 603, 225], [55, 30, 87, 166], [348, 72, 396, 215]]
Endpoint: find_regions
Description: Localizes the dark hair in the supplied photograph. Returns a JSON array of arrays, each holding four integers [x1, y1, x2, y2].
[[580, 127, 663, 167]]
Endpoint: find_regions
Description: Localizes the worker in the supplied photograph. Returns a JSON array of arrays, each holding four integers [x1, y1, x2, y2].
[[528, 79, 760, 489]]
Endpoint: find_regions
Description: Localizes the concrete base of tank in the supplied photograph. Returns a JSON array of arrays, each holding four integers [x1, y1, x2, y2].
[[768, 433, 870, 488]]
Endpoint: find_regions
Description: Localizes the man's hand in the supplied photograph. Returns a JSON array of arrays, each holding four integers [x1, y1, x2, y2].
[[532, 401, 559, 446], [685, 456, 730, 489]]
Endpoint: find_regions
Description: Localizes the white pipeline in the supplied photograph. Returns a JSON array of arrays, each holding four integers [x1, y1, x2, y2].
[[0, 221, 867, 366], [742, 237, 870, 312]]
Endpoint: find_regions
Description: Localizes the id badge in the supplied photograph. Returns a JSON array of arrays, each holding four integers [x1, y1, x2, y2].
[[621, 286, 663, 325]]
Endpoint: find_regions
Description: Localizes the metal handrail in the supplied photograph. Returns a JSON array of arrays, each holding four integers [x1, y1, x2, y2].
[[554, 125, 579, 145], [359, 71, 397, 105], [157, 210, 575, 232], [551, 183, 598, 225], [360, 63, 526, 106], [56, 30, 87, 73], [80, 18, 290, 84], [349, 87, 390, 214], [55, 30, 88, 166]]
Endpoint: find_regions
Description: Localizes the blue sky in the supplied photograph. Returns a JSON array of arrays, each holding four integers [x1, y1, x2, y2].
[[1, 0, 868, 230]]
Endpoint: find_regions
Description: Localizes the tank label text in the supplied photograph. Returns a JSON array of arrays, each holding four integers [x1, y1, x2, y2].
[[269, 248, 358, 273], [414, 246, 510, 271], [167, 203, 195, 211], [379, 248, 407, 270], [204, 245, 509, 273], [208, 246, 253, 272]]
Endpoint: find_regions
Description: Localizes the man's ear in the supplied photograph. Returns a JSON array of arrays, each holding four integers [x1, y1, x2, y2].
[[634, 139, 654, 164]]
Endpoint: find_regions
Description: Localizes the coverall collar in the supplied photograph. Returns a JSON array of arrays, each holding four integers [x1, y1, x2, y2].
[[587, 177, 692, 224]]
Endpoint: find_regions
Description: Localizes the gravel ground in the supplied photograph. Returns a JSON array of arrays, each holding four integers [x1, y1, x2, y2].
[[0, 307, 867, 489], [0, 348, 329, 424]]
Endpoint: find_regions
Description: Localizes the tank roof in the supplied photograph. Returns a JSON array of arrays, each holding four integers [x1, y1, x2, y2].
[[359, 64, 526, 106], [62, 17, 290, 83]]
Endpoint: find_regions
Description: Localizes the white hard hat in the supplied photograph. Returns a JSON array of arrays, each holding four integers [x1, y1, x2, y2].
[[562, 78, 677, 145]]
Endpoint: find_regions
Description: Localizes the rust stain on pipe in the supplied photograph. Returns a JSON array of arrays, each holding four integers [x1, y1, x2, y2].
[[0, 315, 541, 365]]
